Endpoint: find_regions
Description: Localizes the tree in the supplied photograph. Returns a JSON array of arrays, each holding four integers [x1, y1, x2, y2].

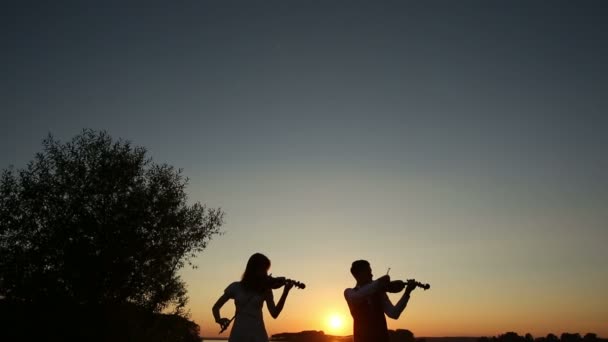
[[499, 332, 524, 342], [561, 334, 582, 342], [391, 329, 415, 342], [0, 129, 223, 315], [583, 333, 598, 342], [525, 334, 534, 342]]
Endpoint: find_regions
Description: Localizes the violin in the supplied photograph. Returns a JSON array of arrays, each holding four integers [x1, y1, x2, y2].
[[267, 275, 306, 289], [385, 278, 430, 293]]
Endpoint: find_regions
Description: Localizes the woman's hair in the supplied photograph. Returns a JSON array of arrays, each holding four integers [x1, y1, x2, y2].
[[241, 253, 271, 293]]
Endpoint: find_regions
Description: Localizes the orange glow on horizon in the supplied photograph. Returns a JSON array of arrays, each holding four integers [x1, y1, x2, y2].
[[188, 249, 608, 339]]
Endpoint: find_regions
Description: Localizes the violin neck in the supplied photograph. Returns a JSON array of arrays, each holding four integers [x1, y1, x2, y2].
[[409, 279, 430, 290], [285, 278, 306, 289]]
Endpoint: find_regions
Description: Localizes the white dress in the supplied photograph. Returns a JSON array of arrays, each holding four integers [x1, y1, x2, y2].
[[224, 281, 273, 342]]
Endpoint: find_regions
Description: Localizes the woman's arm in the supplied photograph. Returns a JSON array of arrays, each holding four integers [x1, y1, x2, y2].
[[266, 283, 293, 318], [212, 292, 230, 322], [213, 283, 236, 329]]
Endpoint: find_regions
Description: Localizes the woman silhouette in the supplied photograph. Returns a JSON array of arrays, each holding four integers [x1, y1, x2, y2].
[[212, 253, 294, 342]]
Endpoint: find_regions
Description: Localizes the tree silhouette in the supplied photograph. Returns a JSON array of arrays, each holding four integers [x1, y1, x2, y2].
[[0, 129, 223, 315], [584, 334, 598, 342], [478, 332, 604, 342], [391, 329, 416, 342], [498, 332, 524, 342], [561, 334, 582, 342]]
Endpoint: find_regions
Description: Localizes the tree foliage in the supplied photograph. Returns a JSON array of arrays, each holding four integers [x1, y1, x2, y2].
[[0, 129, 223, 315], [479, 332, 605, 342], [0, 301, 203, 342]]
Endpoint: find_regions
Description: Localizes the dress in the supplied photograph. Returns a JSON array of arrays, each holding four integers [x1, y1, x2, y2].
[[225, 281, 272, 342]]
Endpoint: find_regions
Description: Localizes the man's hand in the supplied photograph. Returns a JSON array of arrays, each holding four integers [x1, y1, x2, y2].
[[284, 281, 294, 291], [405, 279, 418, 294], [377, 274, 391, 290], [378, 274, 391, 284]]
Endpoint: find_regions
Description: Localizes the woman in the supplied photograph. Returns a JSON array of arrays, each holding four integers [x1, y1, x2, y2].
[[212, 253, 294, 342]]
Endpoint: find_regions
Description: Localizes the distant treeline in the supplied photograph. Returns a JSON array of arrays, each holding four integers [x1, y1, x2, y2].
[[272, 329, 416, 342], [270, 331, 606, 342], [479, 332, 606, 342], [0, 300, 202, 342]]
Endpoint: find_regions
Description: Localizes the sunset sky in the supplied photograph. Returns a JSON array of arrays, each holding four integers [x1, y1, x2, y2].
[[2, 0, 607, 338]]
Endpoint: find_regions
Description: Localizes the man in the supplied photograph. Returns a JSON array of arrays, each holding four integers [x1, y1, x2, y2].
[[344, 260, 417, 342]]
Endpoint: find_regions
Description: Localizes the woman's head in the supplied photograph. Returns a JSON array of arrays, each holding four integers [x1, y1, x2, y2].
[[241, 253, 271, 293]]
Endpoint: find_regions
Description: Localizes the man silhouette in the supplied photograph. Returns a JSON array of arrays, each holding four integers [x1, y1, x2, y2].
[[344, 260, 416, 342]]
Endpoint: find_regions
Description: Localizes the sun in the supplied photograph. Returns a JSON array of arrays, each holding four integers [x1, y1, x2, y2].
[[326, 313, 347, 335]]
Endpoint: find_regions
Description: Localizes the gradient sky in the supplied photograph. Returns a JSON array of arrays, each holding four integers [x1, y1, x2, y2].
[[2, 0, 607, 338]]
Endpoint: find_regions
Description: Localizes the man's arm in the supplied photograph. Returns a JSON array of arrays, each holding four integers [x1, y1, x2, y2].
[[344, 275, 390, 302], [382, 291, 410, 319], [383, 281, 416, 319]]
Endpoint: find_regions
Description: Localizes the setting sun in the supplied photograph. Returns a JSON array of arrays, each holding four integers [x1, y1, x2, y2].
[[326, 313, 347, 335]]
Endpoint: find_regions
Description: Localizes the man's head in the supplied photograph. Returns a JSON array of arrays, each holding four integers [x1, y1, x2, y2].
[[350, 259, 373, 283]]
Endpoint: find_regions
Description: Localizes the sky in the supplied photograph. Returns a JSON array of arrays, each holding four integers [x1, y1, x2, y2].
[[1, 0, 607, 338]]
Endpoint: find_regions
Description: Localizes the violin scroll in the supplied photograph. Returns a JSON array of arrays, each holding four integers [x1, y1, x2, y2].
[[407, 279, 430, 290]]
